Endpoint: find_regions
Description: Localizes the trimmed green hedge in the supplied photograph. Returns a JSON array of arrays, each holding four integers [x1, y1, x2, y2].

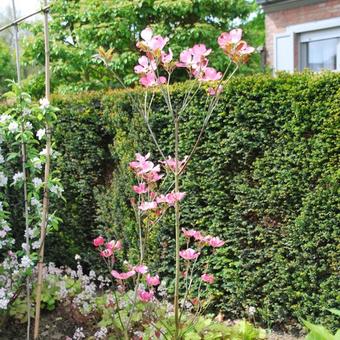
[[50, 72, 339, 329]]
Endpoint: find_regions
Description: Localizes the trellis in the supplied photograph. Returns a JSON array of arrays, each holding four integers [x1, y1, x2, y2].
[[1, 1, 52, 339]]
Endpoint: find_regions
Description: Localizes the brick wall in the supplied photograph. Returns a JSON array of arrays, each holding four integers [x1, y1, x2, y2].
[[265, 0, 340, 68]]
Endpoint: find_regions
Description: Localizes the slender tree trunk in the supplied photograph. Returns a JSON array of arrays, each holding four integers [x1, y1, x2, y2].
[[174, 115, 180, 339], [33, 1, 51, 338], [11, 1, 31, 339]]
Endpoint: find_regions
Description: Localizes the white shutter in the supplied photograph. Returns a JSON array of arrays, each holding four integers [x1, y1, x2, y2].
[[337, 41, 340, 71], [274, 32, 294, 72]]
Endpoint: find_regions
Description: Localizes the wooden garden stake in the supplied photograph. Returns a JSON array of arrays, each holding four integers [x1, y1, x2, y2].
[[10, 1, 31, 339], [33, 1, 51, 338]]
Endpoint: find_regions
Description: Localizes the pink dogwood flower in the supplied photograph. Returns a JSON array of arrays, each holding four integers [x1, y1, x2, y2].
[[134, 56, 157, 74], [143, 169, 164, 182], [177, 46, 209, 70], [201, 67, 222, 82], [156, 192, 185, 206], [177, 44, 211, 68], [106, 240, 122, 251], [218, 29, 243, 47], [161, 156, 188, 172], [201, 273, 214, 284], [208, 85, 223, 96], [140, 72, 167, 87], [209, 236, 225, 248], [111, 270, 136, 280], [179, 248, 200, 260], [138, 289, 154, 302], [100, 248, 113, 257], [139, 201, 157, 211], [146, 274, 160, 286], [161, 48, 173, 64], [93, 236, 105, 247], [130, 153, 151, 170], [133, 182, 148, 194], [156, 194, 168, 204], [177, 44, 213, 80], [181, 228, 203, 241], [137, 27, 169, 54], [134, 264, 149, 274], [218, 29, 254, 63], [165, 192, 186, 206]]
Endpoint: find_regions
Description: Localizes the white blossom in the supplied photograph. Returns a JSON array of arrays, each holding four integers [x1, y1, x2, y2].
[[24, 228, 34, 239], [36, 128, 45, 140], [32, 240, 41, 250], [13, 172, 24, 184], [0, 172, 8, 187], [22, 108, 31, 116], [72, 327, 85, 340], [20, 255, 32, 268], [248, 306, 256, 316], [50, 184, 63, 197], [8, 122, 19, 133], [31, 197, 41, 207], [25, 122, 33, 130], [32, 157, 42, 170], [32, 177, 43, 187], [0, 114, 10, 124], [40, 146, 52, 156], [94, 327, 107, 339], [0, 154, 4, 164], [39, 98, 50, 109], [0, 297, 10, 309], [21, 242, 29, 252]]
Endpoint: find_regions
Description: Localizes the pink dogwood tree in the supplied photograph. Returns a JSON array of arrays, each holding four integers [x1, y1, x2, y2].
[[95, 27, 254, 339]]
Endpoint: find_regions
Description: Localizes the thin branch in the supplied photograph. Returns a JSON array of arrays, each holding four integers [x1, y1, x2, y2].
[[33, 2, 51, 339], [179, 65, 239, 176]]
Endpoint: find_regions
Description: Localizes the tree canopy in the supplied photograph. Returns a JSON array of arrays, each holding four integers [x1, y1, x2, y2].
[[0, 39, 15, 94], [23, 0, 264, 95]]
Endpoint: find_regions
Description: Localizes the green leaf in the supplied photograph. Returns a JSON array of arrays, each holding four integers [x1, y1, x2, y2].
[[303, 320, 335, 340]]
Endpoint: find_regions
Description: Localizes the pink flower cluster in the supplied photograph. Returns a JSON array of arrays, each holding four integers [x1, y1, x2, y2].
[[179, 248, 200, 260], [177, 44, 222, 82], [137, 273, 160, 302], [130, 153, 186, 212], [134, 27, 254, 89], [93, 236, 122, 258], [160, 156, 188, 173], [217, 29, 255, 64], [179, 229, 225, 284], [93, 235, 160, 303], [135, 28, 172, 87], [181, 228, 225, 247]]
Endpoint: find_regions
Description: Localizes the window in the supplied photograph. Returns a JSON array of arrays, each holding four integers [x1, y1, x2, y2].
[[300, 27, 340, 71]]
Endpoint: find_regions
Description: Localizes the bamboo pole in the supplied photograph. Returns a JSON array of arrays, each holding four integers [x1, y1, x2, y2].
[[33, 0, 51, 338], [10, 1, 31, 339]]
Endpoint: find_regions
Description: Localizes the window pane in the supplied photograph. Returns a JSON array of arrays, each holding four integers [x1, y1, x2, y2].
[[307, 38, 337, 71]]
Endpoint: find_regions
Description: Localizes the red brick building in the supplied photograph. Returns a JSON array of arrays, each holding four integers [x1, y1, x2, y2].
[[257, 0, 340, 71]]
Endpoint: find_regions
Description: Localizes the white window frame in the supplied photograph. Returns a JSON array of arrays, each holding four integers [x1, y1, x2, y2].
[[273, 16, 340, 72], [299, 27, 340, 71]]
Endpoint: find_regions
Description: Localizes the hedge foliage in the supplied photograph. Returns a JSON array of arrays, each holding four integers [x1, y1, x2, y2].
[[43, 72, 340, 329]]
